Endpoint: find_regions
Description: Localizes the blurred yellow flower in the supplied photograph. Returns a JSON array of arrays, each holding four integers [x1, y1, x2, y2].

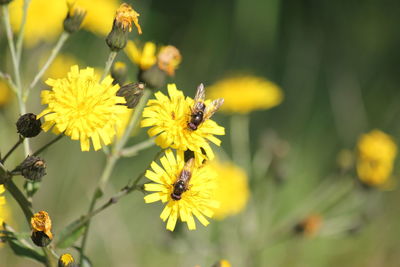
[[42, 54, 79, 81], [0, 81, 13, 107], [208, 76, 283, 114], [210, 160, 249, 219], [10, 0, 119, 46], [38, 65, 127, 151], [357, 130, 397, 187], [212, 260, 232, 267], [0, 185, 8, 225], [144, 149, 219, 231], [125, 41, 157, 71], [141, 84, 225, 160]]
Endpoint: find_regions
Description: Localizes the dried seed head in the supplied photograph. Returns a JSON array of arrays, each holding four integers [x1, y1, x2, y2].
[[116, 82, 145, 108], [20, 155, 46, 182], [63, 1, 87, 34], [30, 211, 53, 247], [58, 253, 76, 267], [111, 61, 128, 86], [16, 113, 42, 138]]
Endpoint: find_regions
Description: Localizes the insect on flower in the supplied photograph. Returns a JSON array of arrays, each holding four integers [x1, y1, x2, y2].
[[171, 158, 194, 200], [188, 83, 224, 131]]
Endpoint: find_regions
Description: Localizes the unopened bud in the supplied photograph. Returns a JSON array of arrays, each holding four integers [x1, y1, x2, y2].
[[58, 253, 76, 267], [63, 1, 87, 34], [116, 82, 145, 108], [16, 113, 42, 138], [30, 211, 53, 247], [19, 155, 46, 182], [106, 3, 142, 51], [138, 65, 166, 90], [111, 62, 127, 86]]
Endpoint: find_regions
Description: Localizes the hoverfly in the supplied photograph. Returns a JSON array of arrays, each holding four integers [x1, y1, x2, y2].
[[171, 158, 194, 200], [188, 83, 224, 131]]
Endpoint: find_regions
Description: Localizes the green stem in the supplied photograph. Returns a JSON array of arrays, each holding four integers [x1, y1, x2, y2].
[[2, 5, 30, 156], [25, 32, 69, 100], [101, 51, 118, 81], [16, 0, 31, 63], [231, 115, 251, 174], [120, 137, 155, 157], [32, 135, 64, 156], [4, 179, 33, 222], [1, 136, 24, 164]]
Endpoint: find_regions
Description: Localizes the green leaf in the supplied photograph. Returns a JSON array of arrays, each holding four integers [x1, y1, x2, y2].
[[6, 236, 46, 263], [56, 218, 87, 249]]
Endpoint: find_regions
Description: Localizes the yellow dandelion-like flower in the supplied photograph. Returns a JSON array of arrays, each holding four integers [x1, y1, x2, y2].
[[125, 41, 157, 71], [38, 65, 127, 151], [144, 149, 219, 231], [357, 130, 397, 187], [10, 0, 120, 47], [0, 81, 13, 107], [210, 160, 249, 219], [141, 84, 225, 160], [208, 75, 284, 114]]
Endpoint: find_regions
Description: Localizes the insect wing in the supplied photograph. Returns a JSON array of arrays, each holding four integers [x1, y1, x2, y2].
[[204, 98, 224, 120]]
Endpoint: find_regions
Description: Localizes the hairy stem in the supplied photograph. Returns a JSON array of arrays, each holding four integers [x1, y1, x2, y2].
[[101, 51, 118, 81]]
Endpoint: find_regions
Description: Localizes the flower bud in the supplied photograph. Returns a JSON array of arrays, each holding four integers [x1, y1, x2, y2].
[[138, 65, 166, 90], [16, 113, 42, 138], [111, 61, 128, 86], [30, 211, 53, 247], [116, 82, 145, 109], [19, 155, 46, 182], [58, 253, 76, 267], [63, 1, 87, 34], [0, 0, 13, 5], [106, 3, 142, 51]]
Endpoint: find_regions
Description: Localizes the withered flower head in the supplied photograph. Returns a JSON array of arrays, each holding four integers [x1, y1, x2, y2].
[[115, 3, 142, 34], [16, 113, 42, 138], [58, 253, 75, 267], [157, 45, 182, 76], [19, 155, 46, 182], [30, 211, 53, 247], [63, 0, 87, 34], [116, 82, 145, 109]]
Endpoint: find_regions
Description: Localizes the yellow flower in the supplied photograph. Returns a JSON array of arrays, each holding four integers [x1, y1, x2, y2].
[[58, 253, 75, 267], [42, 54, 79, 81], [141, 84, 225, 160], [114, 3, 142, 34], [10, 0, 120, 47], [144, 149, 219, 231], [38, 65, 127, 151], [0, 185, 8, 225], [210, 160, 249, 219], [157, 45, 182, 76], [208, 75, 283, 114], [125, 41, 157, 71], [0, 81, 12, 107], [357, 130, 397, 187], [213, 260, 232, 267], [30, 211, 53, 239]]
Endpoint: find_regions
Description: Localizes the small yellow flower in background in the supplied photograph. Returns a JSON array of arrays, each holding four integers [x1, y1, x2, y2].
[[30, 211, 53, 239], [357, 130, 397, 187], [0, 185, 9, 225], [125, 41, 157, 71], [38, 65, 127, 151], [114, 3, 142, 34], [141, 84, 225, 160], [144, 149, 219, 231], [208, 75, 283, 114], [210, 160, 249, 220], [212, 259, 232, 267], [0, 81, 12, 107], [10, 0, 119, 46], [157, 45, 182, 76], [42, 54, 79, 81], [58, 253, 75, 267]]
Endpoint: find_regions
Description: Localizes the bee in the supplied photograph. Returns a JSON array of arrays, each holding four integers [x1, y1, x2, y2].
[[171, 158, 194, 200], [188, 83, 224, 131]]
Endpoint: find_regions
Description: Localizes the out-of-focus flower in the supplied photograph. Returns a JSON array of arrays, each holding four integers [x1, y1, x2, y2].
[[208, 76, 283, 114], [0, 185, 9, 226], [125, 41, 157, 71], [38, 65, 127, 151], [10, 0, 120, 47], [357, 130, 397, 187], [58, 253, 75, 267], [157, 45, 181, 76], [0, 80, 13, 107], [295, 214, 323, 237], [106, 3, 142, 51], [30, 211, 53, 247], [144, 150, 218, 231], [212, 260, 232, 267], [210, 160, 249, 219], [141, 84, 225, 160], [42, 54, 79, 81]]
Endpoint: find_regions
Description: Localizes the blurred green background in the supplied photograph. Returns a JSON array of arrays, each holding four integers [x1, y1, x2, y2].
[[1, 0, 400, 266]]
